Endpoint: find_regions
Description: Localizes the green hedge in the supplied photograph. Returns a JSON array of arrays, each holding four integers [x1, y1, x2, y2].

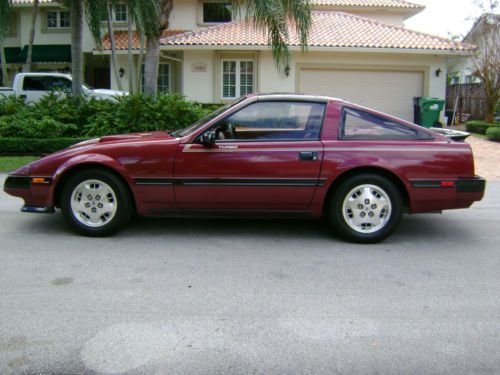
[[486, 127, 500, 141], [0, 93, 218, 139], [465, 121, 500, 135], [0, 138, 87, 155]]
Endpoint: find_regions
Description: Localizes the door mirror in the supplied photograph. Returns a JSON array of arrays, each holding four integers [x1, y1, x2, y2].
[[200, 130, 216, 147]]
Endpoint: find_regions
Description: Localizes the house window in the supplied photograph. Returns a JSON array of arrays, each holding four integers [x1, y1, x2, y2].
[[114, 4, 127, 22], [203, 2, 232, 23], [7, 15, 17, 37], [222, 60, 254, 99], [157, 63, 170, 93], [46, 11, 71, 29], [142, 63, 171, 93]]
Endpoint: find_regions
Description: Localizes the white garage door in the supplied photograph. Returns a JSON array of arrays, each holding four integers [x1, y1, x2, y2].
[[300, 69, 424, 122]]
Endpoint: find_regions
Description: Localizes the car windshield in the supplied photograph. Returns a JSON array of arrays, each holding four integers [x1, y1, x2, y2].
[[170, 96, 247, 137]]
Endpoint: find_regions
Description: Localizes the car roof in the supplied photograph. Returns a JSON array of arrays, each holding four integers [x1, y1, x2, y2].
[[254, 93, 335, 103]]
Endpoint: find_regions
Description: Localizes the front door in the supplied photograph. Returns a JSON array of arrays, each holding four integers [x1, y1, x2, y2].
[[173, 100, 326, 211]]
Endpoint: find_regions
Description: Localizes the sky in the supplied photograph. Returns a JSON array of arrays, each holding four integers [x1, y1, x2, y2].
[[404, 0, 494, 38]]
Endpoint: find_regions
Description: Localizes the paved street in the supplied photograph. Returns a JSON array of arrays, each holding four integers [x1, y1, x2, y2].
[[1, 174, 499, 375]]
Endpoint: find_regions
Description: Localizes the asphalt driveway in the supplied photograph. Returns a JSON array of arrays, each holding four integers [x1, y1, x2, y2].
[[0, 174, 499, 374]]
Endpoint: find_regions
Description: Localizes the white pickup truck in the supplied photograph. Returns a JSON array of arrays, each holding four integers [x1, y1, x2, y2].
[[0, 73, 127, 102]]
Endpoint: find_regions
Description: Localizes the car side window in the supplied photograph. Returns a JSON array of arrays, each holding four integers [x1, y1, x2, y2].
[[216, 101, 325, 141], [340, 108, 420, 140], [23, 77, 47, 91], [22, 76, 72, 92]]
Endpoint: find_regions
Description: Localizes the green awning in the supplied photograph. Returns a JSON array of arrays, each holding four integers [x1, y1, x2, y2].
[[0, 47, 23, 64], [19, 44, 72, 63]]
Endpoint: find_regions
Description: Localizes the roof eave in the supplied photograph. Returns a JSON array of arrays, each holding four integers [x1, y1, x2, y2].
[[159, 44, 474, 56]]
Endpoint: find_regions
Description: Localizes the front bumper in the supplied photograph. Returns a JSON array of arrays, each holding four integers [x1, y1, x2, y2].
[[4, 175, 54, 214]]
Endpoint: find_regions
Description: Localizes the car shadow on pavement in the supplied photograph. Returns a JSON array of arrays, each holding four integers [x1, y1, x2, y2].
[[17, 210, 478, 245]]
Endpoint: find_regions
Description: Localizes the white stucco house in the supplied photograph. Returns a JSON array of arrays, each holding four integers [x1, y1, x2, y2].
[[446, 13, 500, 85], [2, 0, 473, 122]]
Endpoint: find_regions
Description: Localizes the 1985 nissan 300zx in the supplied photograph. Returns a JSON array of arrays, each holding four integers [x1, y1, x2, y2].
[[3, 94, 486, 243]]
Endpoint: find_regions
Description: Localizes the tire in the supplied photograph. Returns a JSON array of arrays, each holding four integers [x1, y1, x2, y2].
[[328, 174, 403, 244], [60, 169, 133, 237]]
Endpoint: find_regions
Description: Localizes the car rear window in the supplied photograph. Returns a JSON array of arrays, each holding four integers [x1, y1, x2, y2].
[[340, 108, 428, 140]]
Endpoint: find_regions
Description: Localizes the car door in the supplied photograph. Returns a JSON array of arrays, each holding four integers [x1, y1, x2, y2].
[[173, 100, 326, 211]]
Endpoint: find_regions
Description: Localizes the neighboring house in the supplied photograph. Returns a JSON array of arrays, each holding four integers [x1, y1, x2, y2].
[[446, 13, 500, 85], [2, 0, 473, 122]]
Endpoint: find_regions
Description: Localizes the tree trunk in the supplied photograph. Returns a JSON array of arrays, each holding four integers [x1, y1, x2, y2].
[[127, 5, 134, 93], [143, 36, 160, 96], [0, 44, 8, 86], [135, 33, 145, 93], [25, 0, 39, 72], [143, 0, 174, 97], [70, 0, 84, 97], [107, 1, 123, 91]]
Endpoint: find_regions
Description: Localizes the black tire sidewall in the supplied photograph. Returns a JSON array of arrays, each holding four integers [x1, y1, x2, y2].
[[60, 169, 131, 236], [329, 174, 403, 243]]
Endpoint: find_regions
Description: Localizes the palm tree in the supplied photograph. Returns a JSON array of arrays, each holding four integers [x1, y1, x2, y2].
[[124, 0, 160, 93], [25, 0, 40, 72], [69, 0, 84, 97], [0, 0, 11, 85], [85, 0, 123, 91], [85, 0, 158, 93], [143, 0, 312, 97]]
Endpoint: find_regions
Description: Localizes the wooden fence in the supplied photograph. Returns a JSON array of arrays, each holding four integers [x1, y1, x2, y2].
[[446, 83, 487, 123]]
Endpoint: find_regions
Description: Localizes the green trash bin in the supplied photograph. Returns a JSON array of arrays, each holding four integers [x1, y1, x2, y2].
[[418, 97, 445, 128]]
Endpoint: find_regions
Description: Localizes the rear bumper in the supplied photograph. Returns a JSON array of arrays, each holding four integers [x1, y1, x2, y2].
[[456, 177, 486, 193], [409, 176, 486, 213]]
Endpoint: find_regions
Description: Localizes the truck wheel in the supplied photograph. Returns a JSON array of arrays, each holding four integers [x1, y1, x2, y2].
[[328, 174, 403, 243], [60, 169, 132, 237]]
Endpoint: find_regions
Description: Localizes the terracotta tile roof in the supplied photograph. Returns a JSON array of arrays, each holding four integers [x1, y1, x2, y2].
[[162, 11, 473, 52], [310, 0, 424, 8], [99, 30, 187, 51], [9, 0, 58, 5]]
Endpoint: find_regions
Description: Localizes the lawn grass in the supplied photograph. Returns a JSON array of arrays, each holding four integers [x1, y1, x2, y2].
[[0, 156, 39, 172]]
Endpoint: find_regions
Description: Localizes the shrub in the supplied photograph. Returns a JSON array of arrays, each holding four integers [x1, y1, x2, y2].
[[0, 138, 87, 155], [0, 93, 220, 154], [81, 93, 214, 136], [0, 113, 78, 138], [486, 126, 500, 141], [465, 121, 499, 134], [0, 95, 27, 116]]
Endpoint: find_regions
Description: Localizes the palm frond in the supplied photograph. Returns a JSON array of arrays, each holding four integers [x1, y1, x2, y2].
[[234, 0, 312, 72]]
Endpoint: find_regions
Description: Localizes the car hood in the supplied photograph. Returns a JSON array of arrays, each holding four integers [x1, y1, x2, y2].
[[90, 89, 129, 97], [69, 131, 176, 149]]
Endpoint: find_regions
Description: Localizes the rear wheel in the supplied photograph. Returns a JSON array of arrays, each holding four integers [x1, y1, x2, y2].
[[328, 174, 403, 243], [60, 169, 132, 236]]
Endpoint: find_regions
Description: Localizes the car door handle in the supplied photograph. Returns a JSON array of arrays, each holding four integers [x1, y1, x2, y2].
[[299, 151, 318, 161]]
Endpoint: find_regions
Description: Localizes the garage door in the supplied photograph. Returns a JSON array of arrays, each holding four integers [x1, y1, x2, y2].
[[300, 69, 424, 122]]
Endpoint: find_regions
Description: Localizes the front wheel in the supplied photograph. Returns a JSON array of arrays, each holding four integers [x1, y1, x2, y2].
[[60, 169, 132, 236], [328, 174, 403, 243]]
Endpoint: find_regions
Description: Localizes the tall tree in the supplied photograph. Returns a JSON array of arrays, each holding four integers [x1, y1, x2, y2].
[[69, 0, 84, 97], [106, 1, 123, 91], [142, 0, 312, 97], [25, 0, 39, 72], [471, 14, 500, 123], [0, 0, 10, 86]]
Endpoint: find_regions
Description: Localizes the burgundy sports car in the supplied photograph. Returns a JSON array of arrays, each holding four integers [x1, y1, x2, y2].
[[3, 94, 485, 243]]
